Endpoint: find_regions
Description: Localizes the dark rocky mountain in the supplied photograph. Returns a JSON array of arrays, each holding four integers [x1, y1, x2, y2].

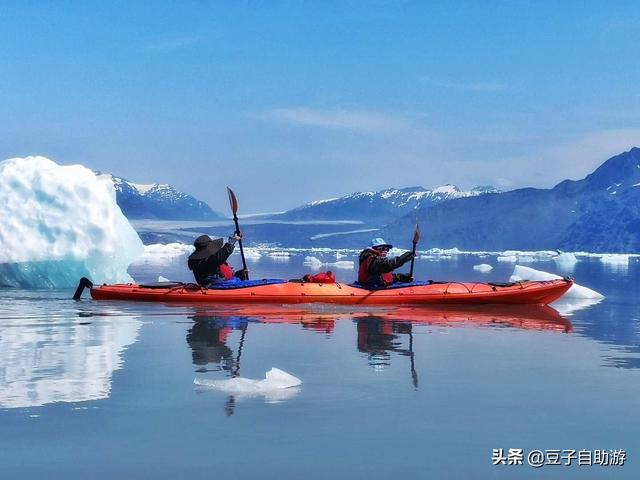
[[270, 184, 500, 223], [97, 173, 224, 220], [383, 148, 640, 253]]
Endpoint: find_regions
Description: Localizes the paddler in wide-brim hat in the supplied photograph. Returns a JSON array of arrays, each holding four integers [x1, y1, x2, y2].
[[187, 233, 247, 286]]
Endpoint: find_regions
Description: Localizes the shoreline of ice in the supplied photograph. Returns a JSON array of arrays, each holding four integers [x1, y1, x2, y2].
[[138, 242, 639, 264]]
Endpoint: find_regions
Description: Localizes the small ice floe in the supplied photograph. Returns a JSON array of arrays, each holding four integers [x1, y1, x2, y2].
[[134, 243, 195, 266], [388, 247, 409, 257], [497, 255, 517, 262], [473, 264, 493, 273], [303, 256, 354, 270], [427, 247, 462, 255], [599, 254, 630, 265], [553, 252, 578, 267], [242, 248, 262, 260], [143, 242, 194, 257], [335, 251, 347, 259], [510, 265, 604, 308], [194, 368, 301, 403], [268, 251, 291, 257], [157, 275, 170, 282]]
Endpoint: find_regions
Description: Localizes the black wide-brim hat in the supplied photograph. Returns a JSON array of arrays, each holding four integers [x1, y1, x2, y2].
[[188, 235, 224, 261]]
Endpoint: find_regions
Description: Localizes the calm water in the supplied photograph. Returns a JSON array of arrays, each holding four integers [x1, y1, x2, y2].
[[1, 251, 639, 479]]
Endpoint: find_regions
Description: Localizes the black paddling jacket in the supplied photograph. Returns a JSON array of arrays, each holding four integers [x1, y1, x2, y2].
[[188, 242, 235, 285]]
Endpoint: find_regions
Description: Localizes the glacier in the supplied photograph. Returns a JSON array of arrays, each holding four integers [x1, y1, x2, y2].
[[0, 156, 143, 288]]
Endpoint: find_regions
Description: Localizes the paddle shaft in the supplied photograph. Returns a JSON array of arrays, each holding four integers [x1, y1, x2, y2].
[[408, 241, 417, 277], [232, 213, 249, 276]]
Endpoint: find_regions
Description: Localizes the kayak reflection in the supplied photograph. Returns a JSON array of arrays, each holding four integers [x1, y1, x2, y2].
[[186, 304, 572, 332], [186, 304, 572, 413]]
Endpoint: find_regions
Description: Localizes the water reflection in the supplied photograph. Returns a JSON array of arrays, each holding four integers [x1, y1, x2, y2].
[[185, 304, 573, 413], [356, 317, 419, 388], [0, 315, 140, 408], [186, 317, 238, 373]]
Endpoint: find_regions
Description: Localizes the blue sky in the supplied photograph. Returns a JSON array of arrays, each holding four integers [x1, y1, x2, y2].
[[1, 1, 639, 212]]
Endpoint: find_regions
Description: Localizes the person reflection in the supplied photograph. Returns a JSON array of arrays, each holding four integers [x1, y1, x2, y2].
[[187, 315, 251, 416], [356, 316, 419, 389], [186, 317, 235, 373]]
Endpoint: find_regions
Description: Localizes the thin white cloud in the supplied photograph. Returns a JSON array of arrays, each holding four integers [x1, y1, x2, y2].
[[252, 107, 413, 133], [422, 76, 508, 92]]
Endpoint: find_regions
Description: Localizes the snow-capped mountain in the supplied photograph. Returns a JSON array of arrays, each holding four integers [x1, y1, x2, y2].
[[385, 147, 640, 252], [98, 173, 224, 220], [273, 184, 501, 222]]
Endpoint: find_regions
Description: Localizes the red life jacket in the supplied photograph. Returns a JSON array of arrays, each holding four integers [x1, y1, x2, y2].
[[358, 249, 394, 286], [218, 262, 234, 280]]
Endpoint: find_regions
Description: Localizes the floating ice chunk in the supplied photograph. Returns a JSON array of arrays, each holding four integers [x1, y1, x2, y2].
[[497, 255, 517, 262], [241, 248, 262, 260], [388, 247, 409, 257], [427, 247, 462, 255], [194, 368, 301, 403], [517, 256, 536, 263], [268, 251, 291, 257], [0, 156, 143, 288], [331, 261, 355, 269], [144, 243, 194, 257], [473, 264, 493, 273], [303, 256, 354, 270], [552, 298, 604, 316], [599, 254, 630, 264], [509, 265, 604, 300], [553, 252, 578, 266], [132, 243, 194, 265], [303, 256, 323, 269], [335, 252, 347, 259], [158, 275, 170, 282]]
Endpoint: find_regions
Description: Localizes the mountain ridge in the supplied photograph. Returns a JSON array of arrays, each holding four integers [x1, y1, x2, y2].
[[97, 173, 225, 220], [382, 147, 640, 253], [268, 184, 501, 222]]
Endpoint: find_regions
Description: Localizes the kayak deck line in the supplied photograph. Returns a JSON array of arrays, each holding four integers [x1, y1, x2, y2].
[[85, 278, 574, 305]]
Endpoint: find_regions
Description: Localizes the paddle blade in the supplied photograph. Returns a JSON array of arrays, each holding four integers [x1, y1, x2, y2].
[[413, 224, 420, 244], [227, 187, 239, 215]]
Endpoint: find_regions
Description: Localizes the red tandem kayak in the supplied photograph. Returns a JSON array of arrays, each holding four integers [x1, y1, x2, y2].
[[88, 278, 573, 305]]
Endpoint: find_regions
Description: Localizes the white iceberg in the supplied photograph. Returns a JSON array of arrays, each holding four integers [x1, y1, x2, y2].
[[194, 367, 301, 403], [473, 264, 493, 273], [497, 255, 517, 262], [0, 156, 143, 287], [509, 265, 604, 301]]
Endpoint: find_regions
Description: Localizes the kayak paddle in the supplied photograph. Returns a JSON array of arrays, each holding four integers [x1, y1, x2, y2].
[[408, 223, 420, 278], [227, 186, 249, 280]]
